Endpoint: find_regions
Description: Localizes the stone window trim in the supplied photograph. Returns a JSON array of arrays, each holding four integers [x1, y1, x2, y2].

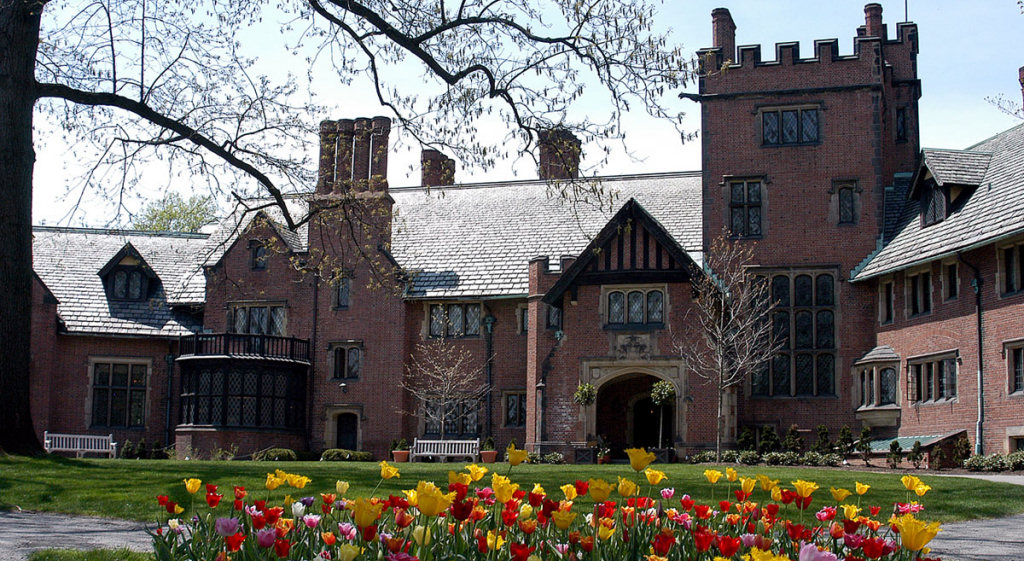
[[424, 301, 483, 339], [720, 175, 766, 239], [750, 268, 837, 399], [878, 278, 896, 325], [502, 390, 527, 428], [855, 361, 900, 410], [226, 301, 288, 336], [907, 350, 959, 405], [997, 240, 1024, 297], [87, 357, 151, 430], [905, 267, 933, 319], [599, 284, 668, 330], [329, 340, 363, 381], [1003, 338, 1024, 396], [941, 260, 959, 302], [828, 180, 861, 227], [248, 239, 269, 270], [323, 405, 364, 452], [757, 104, 822, 147]]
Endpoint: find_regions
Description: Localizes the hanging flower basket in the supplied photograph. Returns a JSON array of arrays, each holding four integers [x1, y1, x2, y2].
[[573, 382, 597, 406]]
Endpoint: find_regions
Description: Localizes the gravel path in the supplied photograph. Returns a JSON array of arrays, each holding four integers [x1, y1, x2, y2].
[[1, 474, 1022, 561]]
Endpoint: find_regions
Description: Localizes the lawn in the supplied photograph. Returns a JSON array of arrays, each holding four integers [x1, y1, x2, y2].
[[2, 454, 1021, 523]]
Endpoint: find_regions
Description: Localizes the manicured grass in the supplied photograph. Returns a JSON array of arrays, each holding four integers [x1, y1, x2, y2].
[[28, 549, 153, 561], [2, 454, 1022, 523]]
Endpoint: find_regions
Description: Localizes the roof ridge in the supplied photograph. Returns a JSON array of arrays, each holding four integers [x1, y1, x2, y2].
[[388, 170, 703, 193], [33, 225, 209, 239], [964, 121, 1024, 151], [920, 147, 993, 154]]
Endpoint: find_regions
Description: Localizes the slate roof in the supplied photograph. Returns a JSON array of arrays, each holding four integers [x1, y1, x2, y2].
[[920, 149, 992, 187], [853, 122, 1024, 280], [389, 172, 703, 298], [199, 198, 310, 268], [854, 345, 900, 364], [33, 227, 210, 337]]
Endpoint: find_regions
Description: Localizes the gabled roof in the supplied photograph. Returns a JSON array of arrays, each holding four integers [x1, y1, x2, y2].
[[391, 172, 703, 298], [914, 148, 992, 191], [199, 199, 311, 268], [852, 122, 1024, 281], [854, 345, 900, 365], [96, 242, 158, 279], [542, 198, 701, 306], [33, 227, 209, 337]]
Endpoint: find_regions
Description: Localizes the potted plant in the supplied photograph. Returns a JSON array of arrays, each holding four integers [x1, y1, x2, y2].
[[390, 438, 410, 462], [650, 380, 676, 462], [479, 436, 498, 463], [573, 382, 597, 406], [596, 435, 612, 464]]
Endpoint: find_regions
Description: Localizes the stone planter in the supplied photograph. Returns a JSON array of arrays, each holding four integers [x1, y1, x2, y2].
[[391, 450, 410, 462]]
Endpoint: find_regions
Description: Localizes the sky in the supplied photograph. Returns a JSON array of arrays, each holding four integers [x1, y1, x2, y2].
[[30, 1, 1024, 227]]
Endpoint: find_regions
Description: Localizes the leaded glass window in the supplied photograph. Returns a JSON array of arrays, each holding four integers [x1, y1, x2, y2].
[[428, 303, 482, 338], [762, 107, 820, 145], [627, 291, 644, 323], [466, 305, 481, 335], [335, 277, 351, 308], [762, 112, 779, 145], [429, 305, 444, 337], [782, 110, 799, 144], [879, 367, 897, 404], [729, 180, 762, 238], [839, 187, 856, 224], [447, 304, 464, 336], [608, 291, 625, 324], [91, 361, 147, 428], [795, 353, 814, 395], [647, 291, 664, 323]]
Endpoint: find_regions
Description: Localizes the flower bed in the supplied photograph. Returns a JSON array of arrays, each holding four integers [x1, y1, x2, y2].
[[151, 446, 943, 561]]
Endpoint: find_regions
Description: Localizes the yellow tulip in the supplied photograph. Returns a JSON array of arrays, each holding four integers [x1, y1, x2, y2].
[[519, 504, 534, 519], [645, 468, 668, 485], [411, 525, 432, 546], [531, 483, 545, 496], [830, 487, 852, 502], [598, 523, 616, 540], [506, 444, 529, 466], [901, 475, 923, 492], [491, 473, 519, 504], [350, 497, 384, 528], [893, 513, 942, 551], [589, 478, 613, 502], [740, 476, 756, 495], [415, 481, 453, 517], [335, 480, 350, 496], [726, 467, 738, 482], [183, 478, 202, 494], [266, 474, 284, 491], [172, 504, 184, 514], [402, 488, 418, 507], [647, 556, 669, 561], [704, 469, 723, 484], [757, 474, 779, 492], [379, 460, 400, 479], [486, 530, 505, 551], [448, 471, 471, 486], [465, 464, 488, 482], [625, 448, 656, 472], [855, 481, 871, 495], [841, 504, 861, 520], [617, 476, 638, 497], [560, 483, 578, 501], [287, 474, 311, 489], [770, 486, 783, 502], [914, 484, 931, 497], [337, 544, 361, 561], [552, 509, 577, 530], [791, 479, 820, 498]]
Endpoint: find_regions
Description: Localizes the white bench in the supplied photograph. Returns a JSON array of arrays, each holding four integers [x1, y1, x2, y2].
[[43, 431, 118, 458], [409, 438, 479, 462]]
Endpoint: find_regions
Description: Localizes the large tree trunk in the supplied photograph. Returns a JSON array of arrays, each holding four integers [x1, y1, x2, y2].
[[0, 0, 43, 455]]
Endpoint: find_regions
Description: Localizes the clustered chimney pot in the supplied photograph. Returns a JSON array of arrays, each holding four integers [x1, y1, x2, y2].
[[711, 8, 736, 65], [538, 129, 582, 181], [316, 116, 391, 195], [421, 149, 456, 188], [864, 3, 884, 39]]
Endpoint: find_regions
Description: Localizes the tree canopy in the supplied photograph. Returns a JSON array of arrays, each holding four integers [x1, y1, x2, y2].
[[133, 193, 219, 232]]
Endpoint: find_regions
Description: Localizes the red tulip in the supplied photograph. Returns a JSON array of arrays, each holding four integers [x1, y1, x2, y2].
[[510, 543, 536, 561], [680, 496, 695, 511], [716, 535, 742, 557], [224, 532, 245, 552], [652, 531, 675, 555], [273, 539, 291, 558], [693, 527, 715, 552], [574, 480, 589, 496], [234, 486, 247, 500], [581, 536, 594, 553], [862, 537, 886, 559], [157, 495, 169, 506]]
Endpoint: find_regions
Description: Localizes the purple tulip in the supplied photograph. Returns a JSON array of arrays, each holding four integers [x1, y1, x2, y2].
[[214, 517, 239, 537], [299, 496, 316, 507], [256, 528, 276, 548]]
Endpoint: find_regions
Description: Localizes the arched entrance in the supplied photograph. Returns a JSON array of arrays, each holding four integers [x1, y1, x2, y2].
[[595, 373, 673, 456]]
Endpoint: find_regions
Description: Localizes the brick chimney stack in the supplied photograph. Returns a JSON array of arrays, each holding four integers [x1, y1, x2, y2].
[[711, 8, 736, 65], [538, 129, 581, 180], [315, 116, 391, 195], [864, 3, 884, 38], [421, 149, 456, 187]]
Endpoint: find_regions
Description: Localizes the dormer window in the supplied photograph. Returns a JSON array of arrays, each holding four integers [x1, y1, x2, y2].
[[921, 181, 948, 226], [109, 267, 148, 301]]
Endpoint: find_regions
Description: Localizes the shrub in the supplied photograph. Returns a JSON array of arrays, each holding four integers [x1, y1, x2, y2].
[[136, 438, 149, 459], [856, 426, 873, 465], [930, 447, 945, 470], [482, 436, 496, 451], [886, 440, 903, 469], [1006, 450, 1024, 471], [964, 453, 1008, 472], [720, 450, 739, 463], [801, 451, 825, 466], [542, 452, 565, 464], [906, 441, 924, 469], [952, 435, 972, 466], [821, 453, 842, 467], [758, 426, 781, 454], [389, 438, 409, 452], [253, 448, 298, 462], [762, 451, 800, 466], [835, 426, 855, 458], [321, 448, 373, 462], [738, 450, 760, 465], [783, 425, 804, 453], [737, 427, 756, 451], [689, 450, 717, 464], [526, 452, 543, 464], [120, 439, 135, 459], [811, 425, 833, 454]]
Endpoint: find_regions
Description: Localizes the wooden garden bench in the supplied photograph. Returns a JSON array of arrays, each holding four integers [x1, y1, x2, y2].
[[43, 431, 118, 458], [409, 438, 479, 462]]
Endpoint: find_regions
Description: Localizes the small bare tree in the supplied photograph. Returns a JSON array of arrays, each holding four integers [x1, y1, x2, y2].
[[403, 337, 489, 441], [681, 234, 782, 460]]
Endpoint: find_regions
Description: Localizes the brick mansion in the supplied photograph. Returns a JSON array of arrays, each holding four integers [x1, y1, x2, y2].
[[29, 5, 1024, 460]]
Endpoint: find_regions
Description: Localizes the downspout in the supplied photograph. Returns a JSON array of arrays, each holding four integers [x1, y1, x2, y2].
[[307, 275, 319, 452], [164, 343, 175, 447], [958, 253, 984, 455], [483, 314, 496, 439]]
